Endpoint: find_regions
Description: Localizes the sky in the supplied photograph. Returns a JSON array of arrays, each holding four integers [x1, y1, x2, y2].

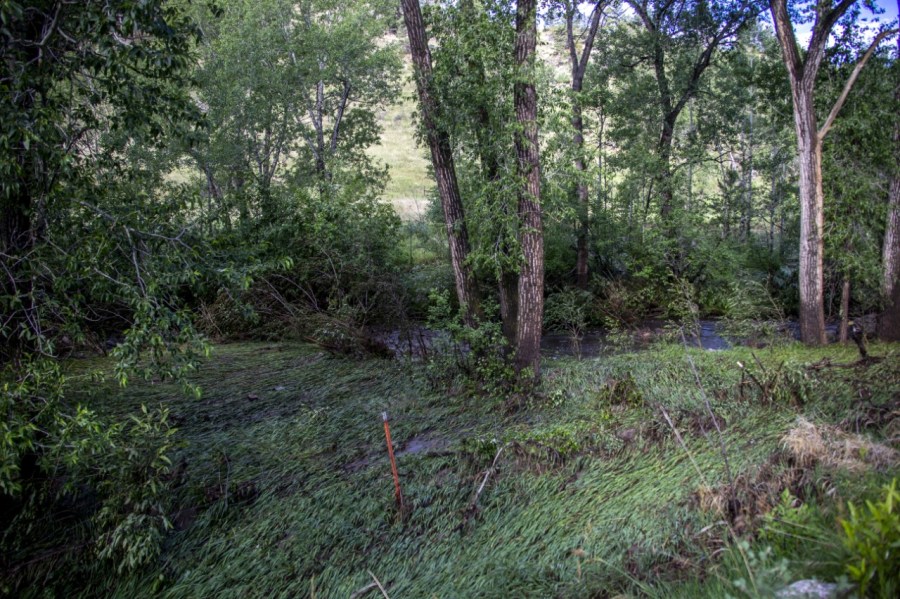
[[573, 0, 899, 47], [793, 0, 899, 45]]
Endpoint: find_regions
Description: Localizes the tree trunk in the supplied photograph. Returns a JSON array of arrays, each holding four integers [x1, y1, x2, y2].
[[567, 2, 603, 290], [499, 270, 519, 346], [514, 0, 544, 379], [657, 114, 676, 221], [839, 277, 850, 343], [882, 169, 900, 340], [400, 0, 480, 327], [574, 99, 590, 289], [880, 19, 900, 341], [794, 104, 827, 345], [770, 0, 896, 346]]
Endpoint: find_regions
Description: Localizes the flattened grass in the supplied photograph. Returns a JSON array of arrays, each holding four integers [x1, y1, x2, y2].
[[59, 340, 899, 598]]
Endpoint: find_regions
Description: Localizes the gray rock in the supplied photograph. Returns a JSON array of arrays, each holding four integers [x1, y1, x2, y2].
[[777, 580, 843, 599]]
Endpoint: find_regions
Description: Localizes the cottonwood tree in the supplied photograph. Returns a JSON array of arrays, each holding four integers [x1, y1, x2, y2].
[[514, 0, 544, 378], [769, 0, 897, 344], [0, 0, 216, 573], [427, 0, 521, 343], [624, 0, 763, 222], [556, 0, 608, 289], [400, 0, 481, 326], [193, 0, 399, 226], [881, 11, 900, 341]]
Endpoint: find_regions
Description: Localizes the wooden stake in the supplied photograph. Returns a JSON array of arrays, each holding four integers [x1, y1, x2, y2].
[[382, 412, 403, 508]]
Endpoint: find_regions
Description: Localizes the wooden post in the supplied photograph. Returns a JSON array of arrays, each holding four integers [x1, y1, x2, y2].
[[382, 412, 403, 509]]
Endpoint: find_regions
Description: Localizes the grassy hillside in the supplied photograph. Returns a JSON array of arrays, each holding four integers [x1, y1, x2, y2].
[[369, 57, 433, 220], [30, 341, 898, 597]]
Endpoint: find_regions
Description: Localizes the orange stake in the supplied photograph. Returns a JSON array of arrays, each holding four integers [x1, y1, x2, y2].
[[382, 412, 403, 508]]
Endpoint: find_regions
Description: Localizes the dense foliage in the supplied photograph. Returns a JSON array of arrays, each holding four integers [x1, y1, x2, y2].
[[1, 0, 898, 595]]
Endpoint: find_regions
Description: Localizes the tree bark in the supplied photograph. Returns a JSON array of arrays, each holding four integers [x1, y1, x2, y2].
[[882, 173, 900, 340], [768, 0, 891, 345], [400, 0, 480, 327], [567, 2, 604, 289], [880, 14, 900, 341], [794, 99, 828, 344], [514, 0, 544, 379], [839, 277, 851, 343]]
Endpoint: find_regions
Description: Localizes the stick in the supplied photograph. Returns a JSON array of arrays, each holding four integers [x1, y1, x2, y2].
[[349, 582, 378, 599], [474, 443, 507, 502], [382, 412, 403, 509], [368, 570, 391, 599]]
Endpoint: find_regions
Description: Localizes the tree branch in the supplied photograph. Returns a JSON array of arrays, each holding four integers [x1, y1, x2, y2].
[[818, 28, 899, 141]]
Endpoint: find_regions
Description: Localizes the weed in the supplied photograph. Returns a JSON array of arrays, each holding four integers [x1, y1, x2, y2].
[[840, 478, 900, 598]]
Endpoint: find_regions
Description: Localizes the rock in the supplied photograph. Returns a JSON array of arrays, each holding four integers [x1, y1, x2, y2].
[[777, 580, 843, 599], [247, 393, 259, 401]]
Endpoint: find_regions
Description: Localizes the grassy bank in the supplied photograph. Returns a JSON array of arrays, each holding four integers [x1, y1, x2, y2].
[[23, 341, 900, 597]]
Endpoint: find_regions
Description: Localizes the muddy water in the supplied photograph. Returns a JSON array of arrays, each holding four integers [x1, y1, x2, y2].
[[374, 319, 737, 360], [540, 319, 730, 358]]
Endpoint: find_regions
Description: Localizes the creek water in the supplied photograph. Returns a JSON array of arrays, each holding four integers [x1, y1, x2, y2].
[[374, 319, 748, 360]]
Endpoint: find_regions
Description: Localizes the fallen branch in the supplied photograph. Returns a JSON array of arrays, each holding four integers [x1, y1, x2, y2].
[[349, 582, 378, 599], [473, 443, 508, 504], [456, 443, 509, 532], [368, 570, 391, 599]]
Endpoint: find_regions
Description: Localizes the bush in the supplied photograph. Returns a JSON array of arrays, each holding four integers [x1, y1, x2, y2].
[[544, 288, 595, 357], [840, 478, 900, 598], [424, 290, 518, 396]]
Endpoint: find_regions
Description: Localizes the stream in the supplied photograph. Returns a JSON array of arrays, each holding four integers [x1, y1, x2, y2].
[[373, 318, 849, 360]]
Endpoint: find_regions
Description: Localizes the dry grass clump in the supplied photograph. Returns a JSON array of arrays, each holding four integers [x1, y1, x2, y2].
[[694, 417, 898, 533], [783, 417, 898, 472]]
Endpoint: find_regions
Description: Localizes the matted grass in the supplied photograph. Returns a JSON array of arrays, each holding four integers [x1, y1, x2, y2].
[[47, 340, 900, 598]]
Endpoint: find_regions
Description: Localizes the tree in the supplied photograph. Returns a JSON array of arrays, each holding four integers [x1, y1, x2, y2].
[[192, 0, 399, 225], [427, 0, 520, 343], [624, 0, 762, 222], [0, 0, 213, 574], [559, 1, 607, 289], [400, 0, 481, 327], [769, 0, 897, 344], [881, 9, 900, 341], [514, 0, 544, 378]]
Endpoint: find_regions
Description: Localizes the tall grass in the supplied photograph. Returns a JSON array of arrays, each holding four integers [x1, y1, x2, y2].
[[38, 341, 899, 597]]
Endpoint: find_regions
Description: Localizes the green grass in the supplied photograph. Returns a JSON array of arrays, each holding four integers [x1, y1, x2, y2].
[[368, 74, 433, 220], [28, 341, 900, 597]]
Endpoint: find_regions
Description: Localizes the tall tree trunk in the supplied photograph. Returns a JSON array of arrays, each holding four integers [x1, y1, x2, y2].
[[657, 114, 677, 221], [882, 175, 900, 339], [567, 2, 604, 289], [767, 0, 890, 345], [574, 99, 591, 289], [880, 15, 900, 341], [400, 0, 480, 326], [794, 98, 827, 344], [744, 107, 755, 241], [514, 0, 544, 379], [499, 271, 519, 346]]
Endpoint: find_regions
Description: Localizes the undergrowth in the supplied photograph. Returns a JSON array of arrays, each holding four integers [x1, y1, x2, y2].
[[3, 340, 898, 598]]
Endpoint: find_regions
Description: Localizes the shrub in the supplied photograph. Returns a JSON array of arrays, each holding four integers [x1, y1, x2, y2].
[[840, 478, 900, 598]]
